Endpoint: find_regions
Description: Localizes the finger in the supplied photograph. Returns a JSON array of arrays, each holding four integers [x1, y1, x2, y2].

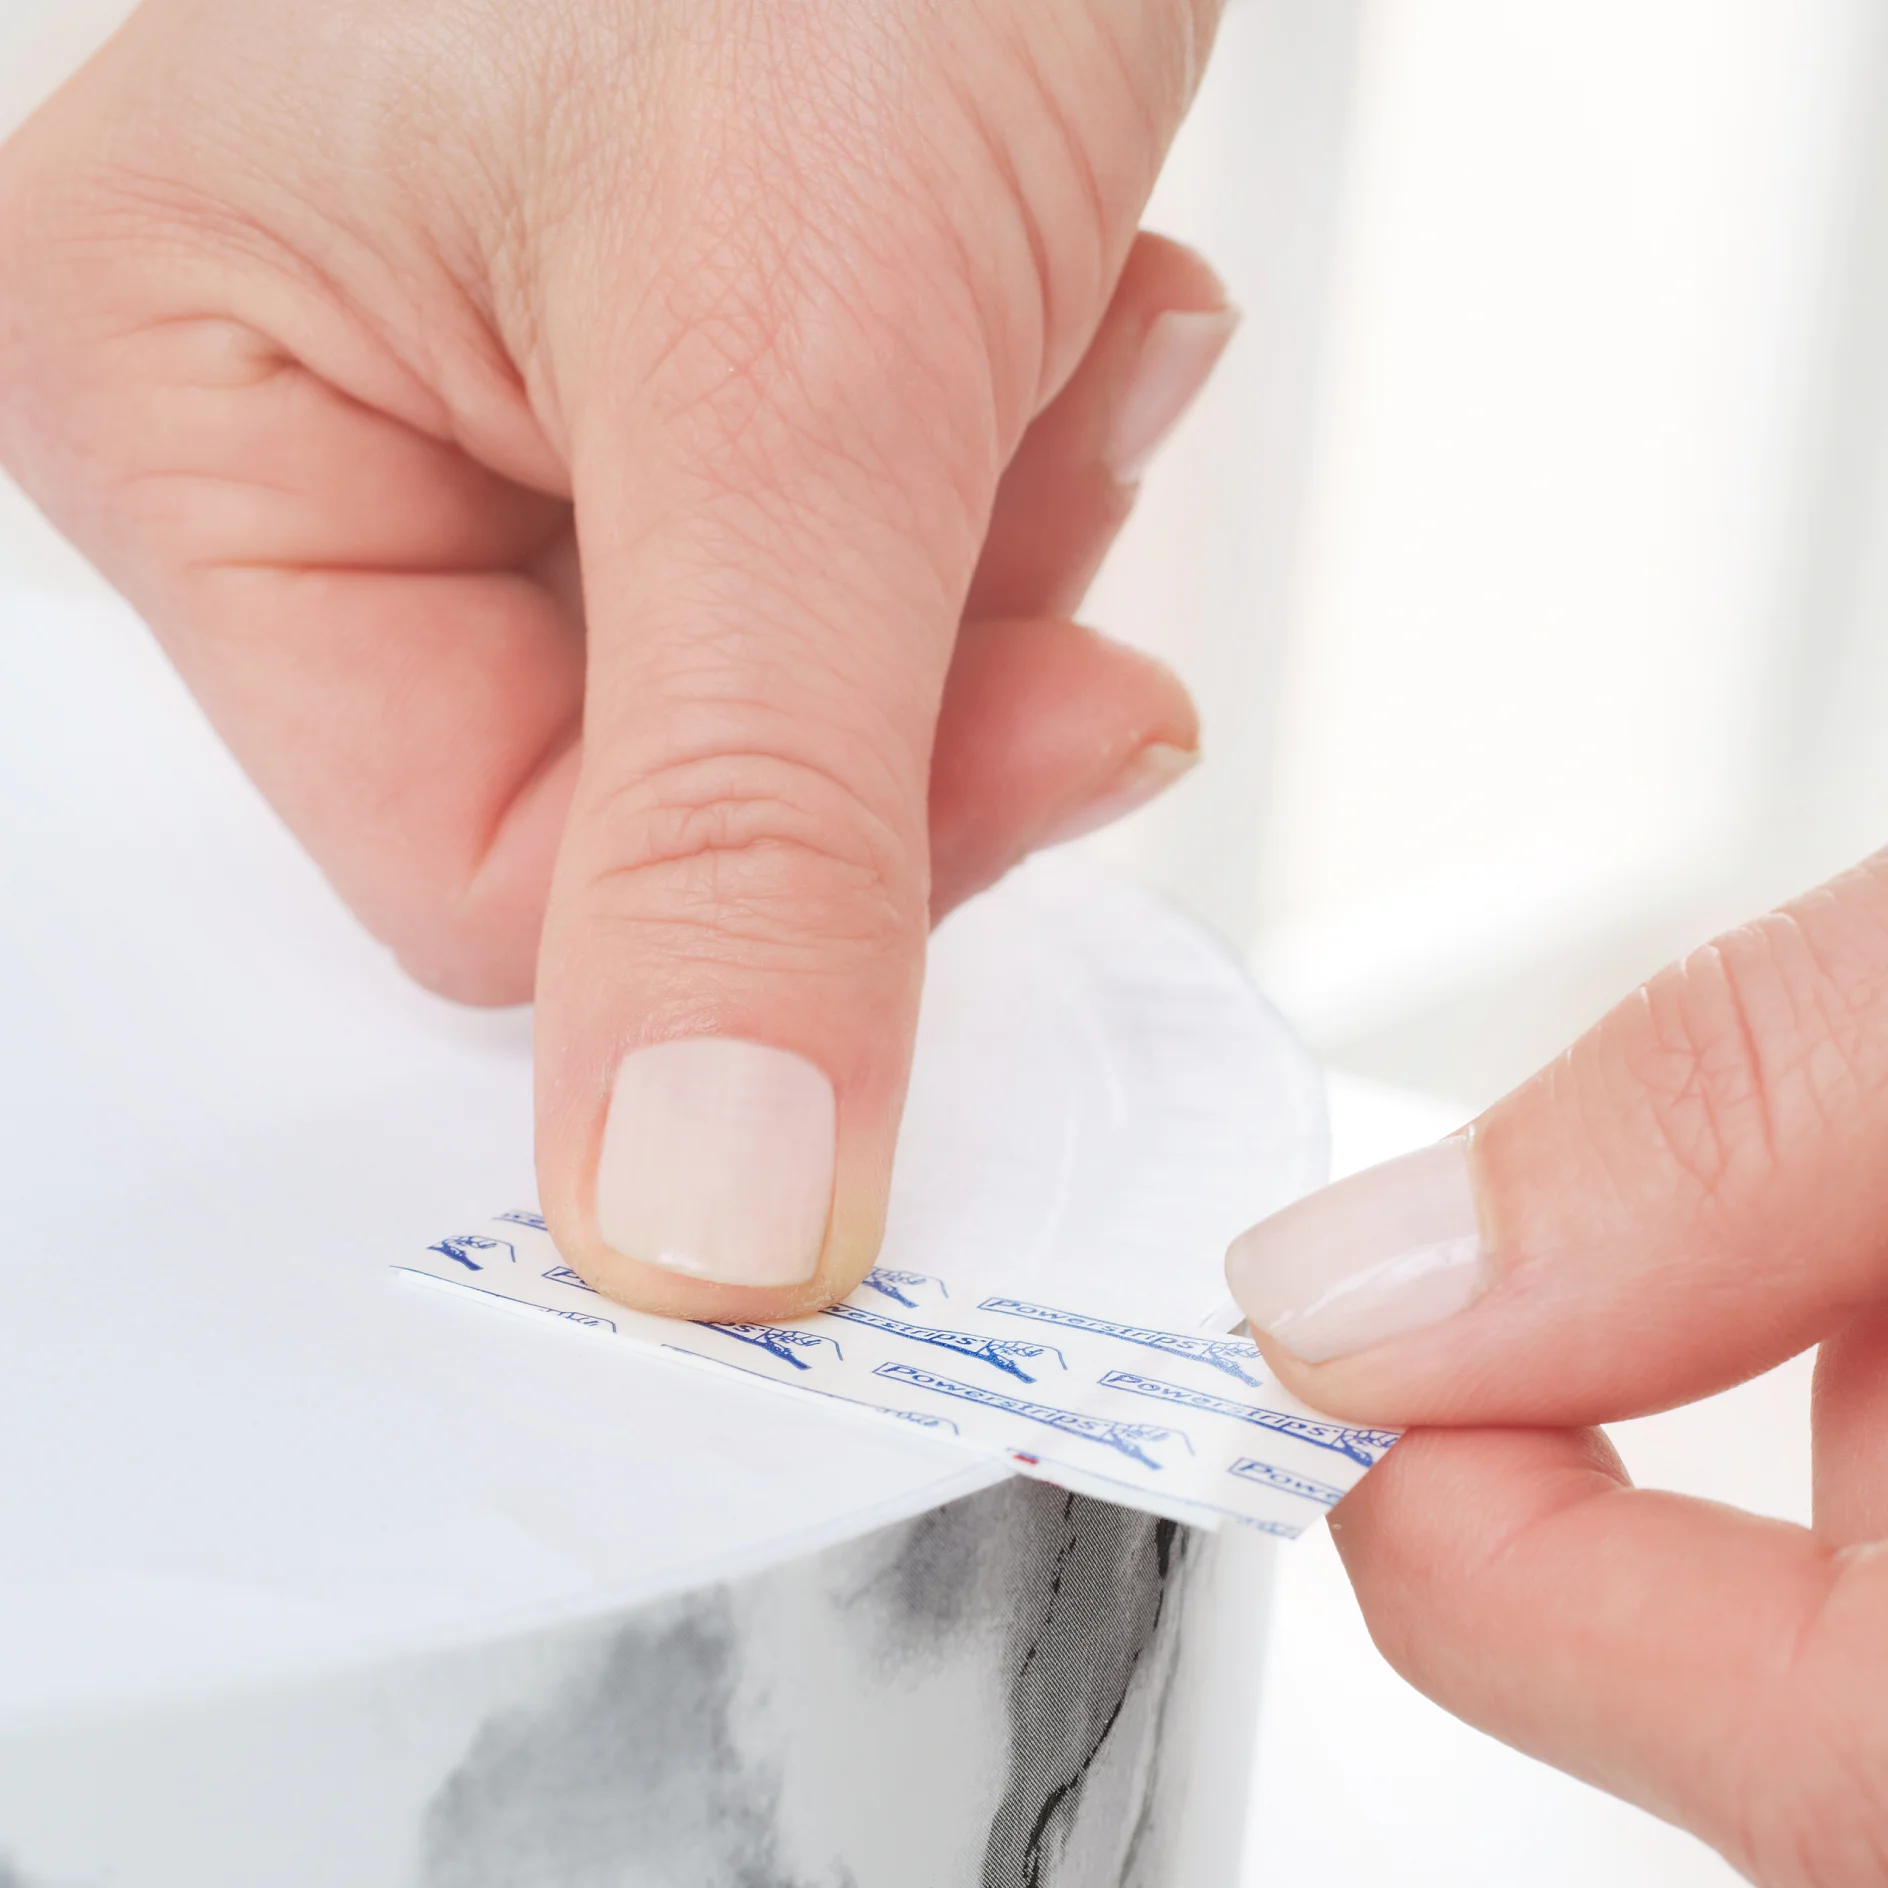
[[61, 342, 1194, 987], [4, 285, 583, 1006], [1227, 850, 1888, 1426], [157, 230, 1227, 988], [967, 231, 1235, 621], [530, 3, 1238, 1318], [9, 213, 1212, 1009], [1332, 1426, 1888, 1885], [930, 229, 1225, 917], [928, 617, 1195, 920], [528, 166, 1046, 1318]]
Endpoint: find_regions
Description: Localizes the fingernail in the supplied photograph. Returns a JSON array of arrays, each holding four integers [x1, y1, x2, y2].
[[1105, 306, 1240, 483], [1225, 1136, 1490, 1363], [1038, 741, 1199, 848], [596, 1037, 836, 1287]]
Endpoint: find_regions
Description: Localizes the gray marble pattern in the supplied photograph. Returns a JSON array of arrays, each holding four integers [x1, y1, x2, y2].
[[422, 1481, 1194, 1887], [0, 1478, 1259, 1888]]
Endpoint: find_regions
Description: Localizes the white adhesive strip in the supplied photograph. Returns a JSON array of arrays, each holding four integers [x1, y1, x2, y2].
[[398, 1213, 1400, 1536]]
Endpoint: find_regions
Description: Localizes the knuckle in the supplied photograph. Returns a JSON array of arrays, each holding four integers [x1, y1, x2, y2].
[[573, 749, 923, 976], [1616, 907, 1878, 1214], [1621, 936, 1780, 1209]]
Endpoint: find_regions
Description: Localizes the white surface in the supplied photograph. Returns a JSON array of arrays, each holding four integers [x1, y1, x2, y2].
[[0, 580, 1326, 1724], [1246, 1073, 1803, 1886]]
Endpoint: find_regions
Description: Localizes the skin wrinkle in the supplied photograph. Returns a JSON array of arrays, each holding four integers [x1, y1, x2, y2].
[[584, 607, 927, 776], [182, 550, 561, 577], [572, 872, 913, 971], [87, 221, 510, 487], [1630, 966, 1778, 1273], [1002, 17, 1113, 339], [1567, 1030, 1647, 1232], [93, 29, 554, 476], [458, 722, 581, 901], [1621, 963, 1765, 1215], [903, 107, 1048, 442], [1697, 935, 1786, 1175], [576, 186, 993, 581], [1730, 912, 1876, 1141], [586, 763, 908, 886], [132, 403, 569, 573], [102, 115, 464, 395], [125, 465, 303, 505], [1785, 888, 1888, 1102], [600, 17, 898, 400], [609, 185, 996, 566], [584, 533, 940, 679], [46, 165, 321, 304], [937, 56, 1058, 419], [157, 400, 572, 568], [623, 381, 966, 581], [100, 311, 297, 383], [572, 658, 920, 826], [962, 1, 1176, 403], [1019, 6, 1130, 262], [579, 827, 915, 964], [586, 700, 921, 838], [1502, 999, 1837, 1410], [1602, 895, 1888, 1313], [373, 59, 592, 494]]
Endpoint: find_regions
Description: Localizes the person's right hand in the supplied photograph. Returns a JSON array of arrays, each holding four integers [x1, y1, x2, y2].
[[1228, 849, 1888, 1885], [0, 0, 1228, 1316]]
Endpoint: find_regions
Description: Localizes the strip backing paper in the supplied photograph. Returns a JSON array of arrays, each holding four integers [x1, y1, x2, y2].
[[399, 1212, 1400, 1536]]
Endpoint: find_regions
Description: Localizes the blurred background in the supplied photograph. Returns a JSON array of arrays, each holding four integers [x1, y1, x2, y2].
[[1093, 0, 1888, 1113], [3, 1, 1882, 1882]]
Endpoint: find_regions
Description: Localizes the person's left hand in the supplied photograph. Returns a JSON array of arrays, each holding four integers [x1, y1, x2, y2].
[[0, 0, 1228, 1319]]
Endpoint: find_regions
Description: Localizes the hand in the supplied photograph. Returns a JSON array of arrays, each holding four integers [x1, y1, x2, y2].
[[0, 0, 1230, 1315], [1226, 852, 1888, 1885]]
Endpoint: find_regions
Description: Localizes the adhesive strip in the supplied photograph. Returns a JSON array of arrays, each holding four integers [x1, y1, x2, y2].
[[398, 1212, 1400, 1536]]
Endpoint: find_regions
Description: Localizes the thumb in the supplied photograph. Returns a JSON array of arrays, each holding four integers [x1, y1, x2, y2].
[[531, 230, 1013, 1321], [1228, 849, 1888, 1426]]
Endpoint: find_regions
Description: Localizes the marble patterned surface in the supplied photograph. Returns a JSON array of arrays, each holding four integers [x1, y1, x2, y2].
[[0, 1479, 1257, 1888]]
